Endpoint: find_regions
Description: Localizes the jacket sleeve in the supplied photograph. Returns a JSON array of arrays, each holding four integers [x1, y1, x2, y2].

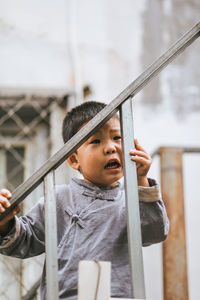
[[0, 198, 45, 258], [138, 178, 169, 246]]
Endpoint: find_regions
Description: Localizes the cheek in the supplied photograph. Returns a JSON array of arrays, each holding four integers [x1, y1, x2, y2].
[[118, 148, 123, 159]]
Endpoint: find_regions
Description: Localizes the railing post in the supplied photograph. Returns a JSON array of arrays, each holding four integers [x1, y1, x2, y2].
[[160, 147, 189, 300], [120, 98, 146, 299], [43, 170, 59, 300]]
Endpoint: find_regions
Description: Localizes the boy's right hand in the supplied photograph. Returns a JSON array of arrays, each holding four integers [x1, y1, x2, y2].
[[0, 189, 20, 228]]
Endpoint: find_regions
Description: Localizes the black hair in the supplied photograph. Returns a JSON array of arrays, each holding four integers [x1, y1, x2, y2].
[[62, 101, 107, 143]]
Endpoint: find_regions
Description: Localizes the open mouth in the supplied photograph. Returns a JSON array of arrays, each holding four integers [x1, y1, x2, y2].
[[104, 159, 121, 169]]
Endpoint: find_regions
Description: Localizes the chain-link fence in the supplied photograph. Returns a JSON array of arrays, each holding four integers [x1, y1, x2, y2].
[[0, 90, 69, 300]]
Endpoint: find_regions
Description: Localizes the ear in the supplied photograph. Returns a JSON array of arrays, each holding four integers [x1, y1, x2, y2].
[[66, 153, 80, 170]]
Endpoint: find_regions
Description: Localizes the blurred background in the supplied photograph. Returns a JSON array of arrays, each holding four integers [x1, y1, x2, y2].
[[0, 0, 199, 299]]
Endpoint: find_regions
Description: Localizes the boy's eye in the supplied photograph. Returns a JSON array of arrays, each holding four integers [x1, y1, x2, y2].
[[90, 139, 100, 144], [113, 136, 121, 141]]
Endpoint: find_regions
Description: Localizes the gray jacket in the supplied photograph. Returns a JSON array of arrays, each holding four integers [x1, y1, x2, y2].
[[0, 177, 169, 299]]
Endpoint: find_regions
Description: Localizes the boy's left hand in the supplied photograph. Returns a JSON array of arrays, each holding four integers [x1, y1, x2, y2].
[[129, 139, 152, 187]]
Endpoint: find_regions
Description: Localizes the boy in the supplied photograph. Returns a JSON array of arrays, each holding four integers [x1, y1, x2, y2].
[[0, 101, 169, 299]]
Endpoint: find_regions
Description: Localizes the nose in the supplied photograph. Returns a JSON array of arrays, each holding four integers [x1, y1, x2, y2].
[[103, 142, 116, 155]]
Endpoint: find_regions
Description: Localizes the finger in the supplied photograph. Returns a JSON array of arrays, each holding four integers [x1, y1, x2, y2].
[[0, 211, 15, 226], [134, 138, 142, 148], [130, 156, 152, 167], [0, 196, 11, 208], [134, 139, 147, 153], [15, 205, 21, 214], [0, 205, 20, 225], [0, 189, 12, 199], [130, 149, 150, 158]]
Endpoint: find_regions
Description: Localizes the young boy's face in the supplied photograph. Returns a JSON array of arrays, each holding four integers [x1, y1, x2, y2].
[[67, 117, 123, 187]]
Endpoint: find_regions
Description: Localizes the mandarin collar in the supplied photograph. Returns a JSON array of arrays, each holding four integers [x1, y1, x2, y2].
[[70, 177, 121, 201]]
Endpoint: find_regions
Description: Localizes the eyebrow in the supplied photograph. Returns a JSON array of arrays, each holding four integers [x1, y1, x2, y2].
[[90, 129, 120, 138], [109, 129, 120, 132]]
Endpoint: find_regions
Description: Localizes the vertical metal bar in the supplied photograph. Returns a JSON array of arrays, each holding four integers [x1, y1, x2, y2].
[[43, 170, 59, 300], [120, 97, 146, 299], [160, 147, 189, 300]]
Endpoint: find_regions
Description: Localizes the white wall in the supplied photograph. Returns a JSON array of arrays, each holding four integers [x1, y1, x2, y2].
[[0, 0, 71, 88], [0, 0, 200, 299]]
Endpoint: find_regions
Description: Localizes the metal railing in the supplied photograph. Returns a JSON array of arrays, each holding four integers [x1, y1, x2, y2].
[[0, 22, 199, 300], [21, 278, 41, 300]]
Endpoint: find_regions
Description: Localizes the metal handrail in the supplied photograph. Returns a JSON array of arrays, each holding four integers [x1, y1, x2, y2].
[[21, 278, 41, 300], [0, 21, 199, 221]]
